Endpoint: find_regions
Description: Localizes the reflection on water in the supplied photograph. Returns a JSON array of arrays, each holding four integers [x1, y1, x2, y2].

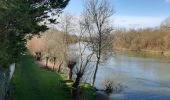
[[95, 52, 170, 100]]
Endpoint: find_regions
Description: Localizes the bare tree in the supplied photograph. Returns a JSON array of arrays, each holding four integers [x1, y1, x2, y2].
[[82, 0, 114, 86], [58, 12, 75, 44], [42, 33, 53, 68], [58, 12, 80, 79], [71, 22, 94, 98], [161, 17, 170, 30], [41, 29, 66, 70]]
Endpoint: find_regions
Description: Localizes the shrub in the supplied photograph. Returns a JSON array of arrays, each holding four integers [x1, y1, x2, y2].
[[102, 79, 123, 95]]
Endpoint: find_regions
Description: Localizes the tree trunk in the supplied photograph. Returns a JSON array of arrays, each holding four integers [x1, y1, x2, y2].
[[39, 52, 42, 61], [57, 61, 63, 73], [53, 61, 55, 71], [92, 58, 100, 86], [53, 57, 56, 71], [69, 68, 73, 80], [72, 75, 82, 98], [45, 57, 49, 68], [68, 61, 76, 80]]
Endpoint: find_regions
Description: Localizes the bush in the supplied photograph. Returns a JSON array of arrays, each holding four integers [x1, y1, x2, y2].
[[102, 79, 123, 95]]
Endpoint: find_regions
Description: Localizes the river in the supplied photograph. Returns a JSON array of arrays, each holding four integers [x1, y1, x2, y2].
[[96, 52, 170, 100], [70, 43, 170, 100]]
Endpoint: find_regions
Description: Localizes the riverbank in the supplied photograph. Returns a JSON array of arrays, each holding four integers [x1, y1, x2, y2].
[[113, 47, 170, 57], [11, 54, 95, 100], [11, 54, 72, 100]]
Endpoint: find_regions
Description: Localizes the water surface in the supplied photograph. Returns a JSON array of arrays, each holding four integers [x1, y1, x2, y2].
[[70, 43, 170, 100], [95, 52, 170, 100]]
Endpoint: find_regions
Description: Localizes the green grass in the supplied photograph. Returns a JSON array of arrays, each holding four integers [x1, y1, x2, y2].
[[80, 83, 96, 100], [11, 54, 72, 100]]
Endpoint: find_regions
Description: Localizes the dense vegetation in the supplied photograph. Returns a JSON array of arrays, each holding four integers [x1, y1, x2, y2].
[[0, 0, 70, 68], [0, 0, 72, 100], [112, 18, 170, 55], [27, 29, 78, 69]]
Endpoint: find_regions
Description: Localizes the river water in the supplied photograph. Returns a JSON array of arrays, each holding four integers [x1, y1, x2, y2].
[[70, 43, 170, 100], [95, 52, 170, 100]]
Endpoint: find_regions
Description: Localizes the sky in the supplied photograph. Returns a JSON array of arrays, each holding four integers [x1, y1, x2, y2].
[[64, 0, 170, 29]]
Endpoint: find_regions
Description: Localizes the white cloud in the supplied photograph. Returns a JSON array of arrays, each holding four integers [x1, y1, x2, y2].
[[112, 16, 167, 29], [166, 0, 170, 2]]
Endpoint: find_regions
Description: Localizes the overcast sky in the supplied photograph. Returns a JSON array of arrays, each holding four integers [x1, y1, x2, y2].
[[64, 0, 170, 29]]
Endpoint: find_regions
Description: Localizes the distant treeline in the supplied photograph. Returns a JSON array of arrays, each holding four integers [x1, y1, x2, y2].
[[28, 19, 170, 56], [112, 24, 170, 55]]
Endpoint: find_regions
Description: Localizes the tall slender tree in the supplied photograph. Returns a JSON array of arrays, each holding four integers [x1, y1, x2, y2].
[[82, 0, 114, 86]]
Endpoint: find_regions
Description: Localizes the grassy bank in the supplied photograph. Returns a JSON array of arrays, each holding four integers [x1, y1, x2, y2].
[[11, 54, 95, 100], [11, 54, 72, 100]]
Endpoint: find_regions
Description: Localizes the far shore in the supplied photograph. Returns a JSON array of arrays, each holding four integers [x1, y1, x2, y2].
[[113, 47, 170, 57]]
